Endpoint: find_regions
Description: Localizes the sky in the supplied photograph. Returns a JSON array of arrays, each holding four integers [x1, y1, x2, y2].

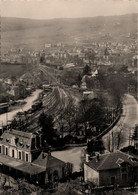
[[1, 0, 138, 20]]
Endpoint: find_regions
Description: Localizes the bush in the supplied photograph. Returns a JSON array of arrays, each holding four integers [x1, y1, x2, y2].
[[71, 171, 83, 180], [63, 134, 73, 143], [121, 146, 138, 155]]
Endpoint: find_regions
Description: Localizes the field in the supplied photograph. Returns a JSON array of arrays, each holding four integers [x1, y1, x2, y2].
[[0, 64, 28, 78]]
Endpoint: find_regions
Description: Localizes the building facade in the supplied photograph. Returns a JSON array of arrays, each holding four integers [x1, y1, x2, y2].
[[0, 129, 67, 185], [84, 151, 138, 187]]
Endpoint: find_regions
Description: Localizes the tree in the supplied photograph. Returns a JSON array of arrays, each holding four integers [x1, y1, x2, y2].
[[0, 83, 4, 93], [56, 111, 66, 138], [87, 138, 105, 155], [10, 76, 17, 84], [116, 128, 123, 150], [38, 112, 54, 144], [40, 56, 45, 64], [78, 98, 106, 134], [63, 96, 79, 134], [96, 70, 107, 89], [11, 118, 18, 129], [83, 65, 91, 76], [0, 94, 9, 103], [80, 148, 87, 171], [85, 51, 95, 64], [77, 73, 82, 88]]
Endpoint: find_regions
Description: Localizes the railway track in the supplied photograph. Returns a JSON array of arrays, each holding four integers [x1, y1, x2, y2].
[[27, 86, 68, 132], [17, 65, 69, 132]]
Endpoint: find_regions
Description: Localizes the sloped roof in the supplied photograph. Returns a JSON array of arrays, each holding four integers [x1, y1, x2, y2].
[[85, 151, 138, 172], [2, 129, 35, 139], [46, 155, 65, 169], [0, 129, 36, 151], [0, 154, 45, 175], [0, 152, 66, 175], [32, 152, 65, 169], [32, 152, 48, 168]]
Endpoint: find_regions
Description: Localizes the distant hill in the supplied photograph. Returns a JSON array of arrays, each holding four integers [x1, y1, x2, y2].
[[1, 14, 137, 51]]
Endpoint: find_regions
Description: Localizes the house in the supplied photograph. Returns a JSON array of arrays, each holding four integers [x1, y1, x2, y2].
[[42, 84, 52, 91], [11, 81, 27, 99], [45, 44, 52, 48], [4, 79, 12, 85], [84, 151, 138, 187], [81, 82, 87, 90], [81, 75, 87, 90], [0, 129, 67, 185], [7, 86, 20, 99]]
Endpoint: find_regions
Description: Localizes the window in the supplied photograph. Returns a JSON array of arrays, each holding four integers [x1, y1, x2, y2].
[[19, 151, 22, 160], [121, 166, 127, 172], [122, 174, 127, 183], [26, 153, 29, 162], [5, 148, 8, 155], [111, 177, 116, 185], [6, 138, 9, 142], [121, 162, 129, 173], [3, 146, 5, 155], [12, 149, 14, 158]]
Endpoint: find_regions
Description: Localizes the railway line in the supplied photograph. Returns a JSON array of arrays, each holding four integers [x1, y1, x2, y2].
[[11, 65, 71, 133], [26, 86, 68, 132], [39, 65, 59, 86]]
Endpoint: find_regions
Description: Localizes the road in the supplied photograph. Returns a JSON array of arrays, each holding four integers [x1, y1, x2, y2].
[[53, 94, 138, 172], [102, 94, 138, 151], [0, 89, 42, 127], [52, 146, 86, 172]]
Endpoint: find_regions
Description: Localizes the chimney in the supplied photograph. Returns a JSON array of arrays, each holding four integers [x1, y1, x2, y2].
[[86, 154, 90, 163]]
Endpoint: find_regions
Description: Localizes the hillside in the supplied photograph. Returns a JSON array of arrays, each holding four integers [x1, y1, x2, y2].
[[1, 14, 137, 51]]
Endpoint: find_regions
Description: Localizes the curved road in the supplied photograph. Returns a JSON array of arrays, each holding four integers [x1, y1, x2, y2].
[[102, 94, 138, 151]]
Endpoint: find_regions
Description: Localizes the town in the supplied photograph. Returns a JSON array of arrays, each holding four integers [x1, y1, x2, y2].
[[0, 1, 138, 195]]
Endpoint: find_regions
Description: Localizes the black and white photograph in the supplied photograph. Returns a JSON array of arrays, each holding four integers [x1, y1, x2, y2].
[[0, 0, 138, 194]]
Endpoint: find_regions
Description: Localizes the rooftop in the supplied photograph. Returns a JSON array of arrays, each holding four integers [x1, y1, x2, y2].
[[0, 152, 65, 175], [0, 129, 43, 151], [3, 129, 35, 139], [0, 154, 45, 175], [32, 152, 65, 169], [85, 151, 138, 171]]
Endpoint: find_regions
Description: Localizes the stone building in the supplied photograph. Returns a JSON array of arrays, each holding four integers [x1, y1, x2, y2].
[[84, 151, 138, 187], [0, 129, 67, 185]]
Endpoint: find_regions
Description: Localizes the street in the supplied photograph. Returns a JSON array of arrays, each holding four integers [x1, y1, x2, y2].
[[53, 94, 138, 171], [52, 146, 86, 172], [102, 94, 138, 151]]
